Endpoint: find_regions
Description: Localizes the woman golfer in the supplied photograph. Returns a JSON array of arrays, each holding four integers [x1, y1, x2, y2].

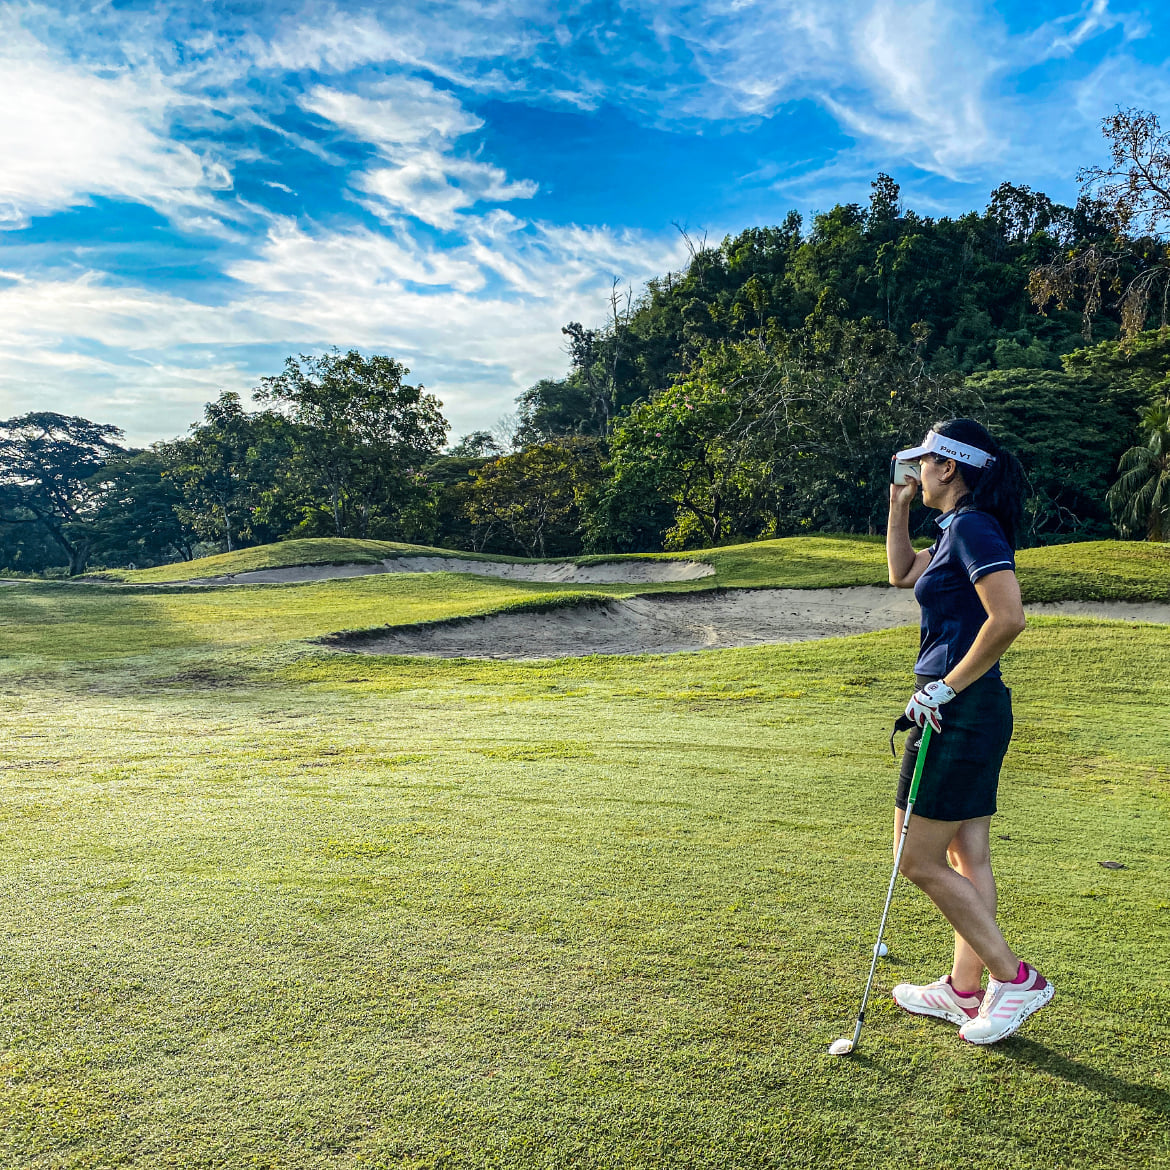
[[885, 417, 1053, 1044]]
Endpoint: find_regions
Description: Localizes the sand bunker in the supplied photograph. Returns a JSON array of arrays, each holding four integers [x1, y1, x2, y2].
[[182, 555, 715, 587], [333, 586, 915, 658], [330, 588, 1170, 660]]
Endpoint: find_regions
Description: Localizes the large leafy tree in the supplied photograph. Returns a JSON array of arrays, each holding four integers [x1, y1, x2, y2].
[[413, 446, 504, 552], [733, 310, 974, 535], [967, 370, 1125, 541], [466, 440, 603, 557], [254, 349, 448, 538], [517, 173, 1095, 445], [159, 393, 294, 552], [975, 327, 1170, 541], [601, 358, 765, 548], [1108, 399, 1170, 540], [514, 376, 600, 445], [0, 513, 64, 574], [598, 311, 975, 549], [89, 450, 198, 566], [0, 412, 126, 574], [1031, 108, 1170, 340]]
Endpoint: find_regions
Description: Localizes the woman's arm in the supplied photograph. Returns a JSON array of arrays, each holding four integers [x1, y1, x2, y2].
[[942, 569, 1026, 693], [887, 481, 931, 588]]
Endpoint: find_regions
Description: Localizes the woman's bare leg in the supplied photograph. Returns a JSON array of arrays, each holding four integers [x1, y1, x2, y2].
[[947, 817, 996, 991], [893, 808, 1018, 982]]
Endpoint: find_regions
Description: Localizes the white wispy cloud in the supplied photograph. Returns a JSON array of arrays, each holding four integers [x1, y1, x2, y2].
[[821, 1, 997, 177], [0, 14, 229, 227], [300, 80, 483, 149], [1039, 0, 1148, 56], [246, 9, 418, 73], [302, 80, 537, 228], [357, 158, 537, 228], [226, 214, 687, 423], [263, 0, 1152, 183], [250, 2, 544, 92], [0, 211, 689, 442], [1, 0, 1162, 449]]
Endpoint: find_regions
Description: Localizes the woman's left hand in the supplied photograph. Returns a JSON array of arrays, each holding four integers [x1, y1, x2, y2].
[[905, 680, 956, 732]]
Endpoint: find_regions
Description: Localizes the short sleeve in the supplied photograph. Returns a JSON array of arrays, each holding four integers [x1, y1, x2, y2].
[[949, 512, 1014, 583]]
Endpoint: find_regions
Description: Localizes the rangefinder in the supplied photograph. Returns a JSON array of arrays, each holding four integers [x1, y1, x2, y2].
[[890, 458, 921, 486]]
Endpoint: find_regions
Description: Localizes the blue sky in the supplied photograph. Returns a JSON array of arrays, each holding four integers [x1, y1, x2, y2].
[[1, 0, 1168, 446]]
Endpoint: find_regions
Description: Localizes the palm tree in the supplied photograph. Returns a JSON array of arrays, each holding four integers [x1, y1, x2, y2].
[[1108, 400, 1170, 540]]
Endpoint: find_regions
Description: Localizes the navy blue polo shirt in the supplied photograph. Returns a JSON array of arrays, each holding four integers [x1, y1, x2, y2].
[[913, 506, 1015, 680]]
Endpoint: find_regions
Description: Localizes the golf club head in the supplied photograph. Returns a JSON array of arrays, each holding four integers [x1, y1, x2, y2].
[[828, 1038, 854, 1056]]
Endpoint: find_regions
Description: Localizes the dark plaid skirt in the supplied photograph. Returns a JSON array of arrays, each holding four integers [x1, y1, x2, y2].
[[896, 673, 1013, 821]]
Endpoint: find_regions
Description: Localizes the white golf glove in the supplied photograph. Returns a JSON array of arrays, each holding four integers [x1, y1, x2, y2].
[[905, 680, 956, 733]]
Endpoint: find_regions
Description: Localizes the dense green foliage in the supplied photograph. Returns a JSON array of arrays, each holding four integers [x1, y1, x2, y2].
[[4, 171, 1170, 572], [519, 180, 1092, 449], [965, 331, 1170, 541], [254, 350, 448, 539], [1108, 398, 1170, 540], [0, 412, 127, 573], [466, 439, 604, 557]]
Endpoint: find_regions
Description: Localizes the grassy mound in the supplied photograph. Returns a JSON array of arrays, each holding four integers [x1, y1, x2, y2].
[[92, 534, 899, 587], [94, 533, 1170, 605], [1017, 540, 1170, 602], [0, 585, 1166, 1167], [94, 537, 514, 583], [0, 573, 589, 663]]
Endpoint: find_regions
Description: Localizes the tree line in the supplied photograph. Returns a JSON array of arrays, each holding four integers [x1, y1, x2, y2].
[[3, 110, 1169, 574]]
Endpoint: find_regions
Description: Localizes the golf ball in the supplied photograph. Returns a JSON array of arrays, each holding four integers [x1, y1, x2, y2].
[[873, 942, 889, 957]]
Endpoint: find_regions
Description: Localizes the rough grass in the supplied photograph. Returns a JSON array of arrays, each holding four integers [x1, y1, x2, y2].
[[0, 575, 590, 666], [91, 538, 514, 583], [89, 534, 1170, 604], [1016, 540, 1170, 602], [1, 567, 1168, 1169]]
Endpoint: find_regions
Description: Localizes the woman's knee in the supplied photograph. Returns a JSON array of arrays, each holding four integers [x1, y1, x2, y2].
[[898, 850, 945, 888], [949, 822, 992, 872]]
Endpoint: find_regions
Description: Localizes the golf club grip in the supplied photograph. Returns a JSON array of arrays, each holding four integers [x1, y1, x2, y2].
[[907, 723, 933, 804]]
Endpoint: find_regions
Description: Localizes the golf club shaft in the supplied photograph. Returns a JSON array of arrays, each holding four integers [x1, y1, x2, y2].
[[849, 722, 934, 1050]]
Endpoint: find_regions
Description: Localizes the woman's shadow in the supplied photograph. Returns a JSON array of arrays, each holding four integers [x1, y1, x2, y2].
[[1005, 1036, 1170, 1117]]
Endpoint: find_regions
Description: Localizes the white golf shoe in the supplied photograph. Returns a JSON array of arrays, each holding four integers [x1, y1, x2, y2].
[[959, 963, 1054, 1044], [892, 975, 984, 1025]]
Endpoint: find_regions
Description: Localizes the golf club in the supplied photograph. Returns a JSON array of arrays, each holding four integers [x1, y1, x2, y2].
[[829, 721, 934, 1057]]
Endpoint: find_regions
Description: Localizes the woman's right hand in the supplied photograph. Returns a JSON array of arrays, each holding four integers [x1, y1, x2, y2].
[[889, 476, 920, 509]]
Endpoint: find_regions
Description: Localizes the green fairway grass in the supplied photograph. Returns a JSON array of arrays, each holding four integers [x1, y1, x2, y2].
[[91, 533, 1170, 605], [0, 552, 1168, 1168], [92, 538, 536, 584], [1015, 539, 1170, 602], [92, 534, 903, 589], [0, 574, 605, 668]]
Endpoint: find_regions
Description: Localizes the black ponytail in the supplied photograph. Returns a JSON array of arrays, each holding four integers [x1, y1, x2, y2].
[[931, 418, 1026, 549]]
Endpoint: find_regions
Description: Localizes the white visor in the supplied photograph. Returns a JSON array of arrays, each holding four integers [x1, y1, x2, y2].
[[895, 430, 996, 469]]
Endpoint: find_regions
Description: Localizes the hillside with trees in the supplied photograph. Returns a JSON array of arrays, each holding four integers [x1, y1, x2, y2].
[[3, 110, 1169, 573]]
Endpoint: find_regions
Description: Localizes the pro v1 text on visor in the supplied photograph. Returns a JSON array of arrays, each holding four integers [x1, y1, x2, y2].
[[895, 430, 996, 469]]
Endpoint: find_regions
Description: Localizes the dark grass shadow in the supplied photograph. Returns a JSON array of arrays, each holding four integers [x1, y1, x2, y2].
[[1003, 1037, 1170, 1116]]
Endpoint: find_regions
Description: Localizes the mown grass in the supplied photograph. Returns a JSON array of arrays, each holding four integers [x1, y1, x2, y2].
[[88, 538, 502, 582], [0, 574, 601, 667], [0, 564, 1168, 1169], [1016, 540, 1170, 602], [88, 534, 1170, 610], [94, 538, 708, 585]]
